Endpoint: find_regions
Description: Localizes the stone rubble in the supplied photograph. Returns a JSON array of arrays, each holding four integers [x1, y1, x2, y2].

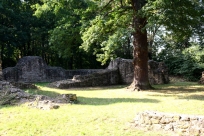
[[0, 81, 31, 105], [0, 81, 77, 109], [133, 111, 204, 136]]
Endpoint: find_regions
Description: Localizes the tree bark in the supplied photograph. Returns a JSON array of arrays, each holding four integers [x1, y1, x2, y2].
[[130, 0, 153, 90]]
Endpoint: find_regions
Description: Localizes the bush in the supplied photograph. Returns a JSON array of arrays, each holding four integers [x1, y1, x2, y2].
[[159, 45, 204, 81]]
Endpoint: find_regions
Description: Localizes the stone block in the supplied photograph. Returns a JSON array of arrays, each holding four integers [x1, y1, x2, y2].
[[164, 124, 173, 131], [152, 124, 162, 130], [133, 111, 204, 136], [107, 58, 169, 85], [189, 128, 201, 136], [180, 116, 190, 121], [173, 115, 181, 121], [151, 118, 160, 124], [144, 116, 152, 125], [177, 121, 190, 129], [160, 117, 173, 124]]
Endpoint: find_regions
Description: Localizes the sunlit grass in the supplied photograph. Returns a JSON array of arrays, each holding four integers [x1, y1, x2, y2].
[[0, 82, 204, 136]]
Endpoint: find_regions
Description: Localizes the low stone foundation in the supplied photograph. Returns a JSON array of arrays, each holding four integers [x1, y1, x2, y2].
[[48, 69, 119, 88], [133, 111, 204, 136], [10, 82, 38, 89]]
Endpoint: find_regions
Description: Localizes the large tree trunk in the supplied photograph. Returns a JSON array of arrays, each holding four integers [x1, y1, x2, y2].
[[130, 0, 153, 90]]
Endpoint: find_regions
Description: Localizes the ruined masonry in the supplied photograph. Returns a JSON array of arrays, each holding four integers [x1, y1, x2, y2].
[[3, 56, 101, 82], [0, 57, 31, 105], [51, 58, 169, 88], [107, 58, 169, 85], [3, 56, 169, 88], [134, 111, 204, 136], [0, 57, 77, 108]]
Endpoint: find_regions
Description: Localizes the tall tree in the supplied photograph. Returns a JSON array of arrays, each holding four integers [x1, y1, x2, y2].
[[81, 0, 152, 90], [131, 0, 152, 90], [81, 0, 203, 90]]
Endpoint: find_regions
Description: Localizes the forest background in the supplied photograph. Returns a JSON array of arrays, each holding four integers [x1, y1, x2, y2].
[[0, 0, 203, 81]]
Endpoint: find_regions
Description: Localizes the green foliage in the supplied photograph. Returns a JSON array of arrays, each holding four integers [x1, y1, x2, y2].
[[1, 0, 203, 73], [159, 45, 204, 81], [143, 0, 203, 41], [0, 0, 104, 69], [81, 1, 133, 65], [32, 0, 104, 69], [80, 0, 203, 66]]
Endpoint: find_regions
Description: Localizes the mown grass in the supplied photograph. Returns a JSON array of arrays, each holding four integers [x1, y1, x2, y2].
[[0, 82, 204, 136]]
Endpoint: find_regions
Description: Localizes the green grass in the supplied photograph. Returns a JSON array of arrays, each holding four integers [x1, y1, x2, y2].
[[0, 82, 204, 136]]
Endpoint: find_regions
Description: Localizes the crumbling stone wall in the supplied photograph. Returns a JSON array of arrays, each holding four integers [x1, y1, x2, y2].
[[0, 81, 31, 105], [108, 58, 133, 84], [199, 72, 204, 84], [134, 111, 204, 136], [65, 69, 102, 79], [49, 58, 169, 89], [3, 56, 101, 82], [148, 60, 169, 84], [107, 58, 169, 85], [3, 56, 169, 87], [48, 69, 119, 89], [3, 56, 47, 82]]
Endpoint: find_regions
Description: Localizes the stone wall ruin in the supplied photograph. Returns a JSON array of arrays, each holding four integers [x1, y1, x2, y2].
[[3, 56, 101, 82], [48, 58, 169, 88], [0, 56, 77, 108], [48, 69, 119, 89], [107, 58, 169, 85], [3, 56, 169, 88], [133, 111, 204, 136]]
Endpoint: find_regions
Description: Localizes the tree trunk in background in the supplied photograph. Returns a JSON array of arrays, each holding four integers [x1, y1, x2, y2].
[[130, 0, 152, 90]]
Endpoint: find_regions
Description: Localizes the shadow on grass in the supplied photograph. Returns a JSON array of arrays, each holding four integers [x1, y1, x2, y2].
[[25, 88, 160, 105], [178, 95, 204, 101], [77, 97, 160, 105], [149, 87, 203, 94], [25, 88, 60, 98], [149, 82, 204, 94], [147, 82, 204, 101], [62, 85, 129, 91]]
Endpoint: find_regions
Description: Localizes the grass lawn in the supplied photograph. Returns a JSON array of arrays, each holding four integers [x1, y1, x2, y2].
[[0, 82, 204, 136]]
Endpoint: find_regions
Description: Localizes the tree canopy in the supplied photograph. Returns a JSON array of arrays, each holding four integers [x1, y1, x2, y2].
[[79, 0, 203, 89], [0, 0, 203, 84]]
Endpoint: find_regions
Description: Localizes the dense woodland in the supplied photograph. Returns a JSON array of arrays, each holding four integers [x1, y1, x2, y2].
[[0, 0, 203, 83]]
